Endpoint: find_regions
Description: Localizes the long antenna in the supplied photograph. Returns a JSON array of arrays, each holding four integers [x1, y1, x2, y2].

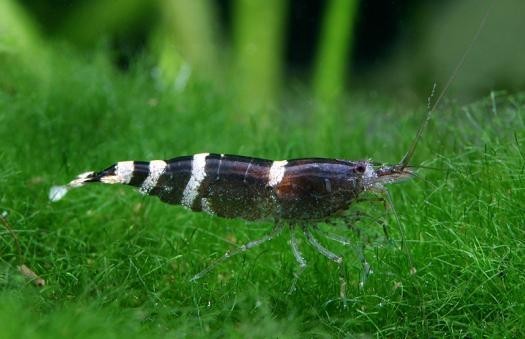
[[399, 2, 493, 167]]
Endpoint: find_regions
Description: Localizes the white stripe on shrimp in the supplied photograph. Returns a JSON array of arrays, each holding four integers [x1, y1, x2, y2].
[[101, 161, 135, 184], [139, 160, 167, 194], [181, 153, 209, 209], [268, 160, 287, 187]]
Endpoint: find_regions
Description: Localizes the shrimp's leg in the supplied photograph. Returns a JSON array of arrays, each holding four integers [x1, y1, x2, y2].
[[190, 223, 284, 282], [288, 228, 307, 294], [303, 226, 347, 307], [318, 231, 372, 288]]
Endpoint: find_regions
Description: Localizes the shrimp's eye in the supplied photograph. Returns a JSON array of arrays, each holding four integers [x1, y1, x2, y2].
[[355, 164, 366, 174]]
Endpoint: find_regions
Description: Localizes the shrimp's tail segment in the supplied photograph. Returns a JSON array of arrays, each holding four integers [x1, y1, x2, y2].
[[49, 162, 130, 202], [49, 171, 97, 202]]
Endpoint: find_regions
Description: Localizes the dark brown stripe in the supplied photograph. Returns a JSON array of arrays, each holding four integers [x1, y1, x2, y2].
[[128, 161, 150, 187], [88, 164, 116, 183], [149, 156, 193, 204], [194, 154, 274, 220]]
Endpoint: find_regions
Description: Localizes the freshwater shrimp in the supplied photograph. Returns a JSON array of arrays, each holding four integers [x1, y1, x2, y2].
[[49, 4, 491, 300]]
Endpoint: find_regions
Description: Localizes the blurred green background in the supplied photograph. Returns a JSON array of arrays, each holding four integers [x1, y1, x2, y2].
[[1, 1, 525, 337], [3, 0, 524, 116]]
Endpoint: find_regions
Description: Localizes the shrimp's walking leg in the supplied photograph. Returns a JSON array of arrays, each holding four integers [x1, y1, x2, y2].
[[319, 231, 372, 288], [303, 227, 347, 307], [288, 229, 307, 294], [190, 224, 284, 282]]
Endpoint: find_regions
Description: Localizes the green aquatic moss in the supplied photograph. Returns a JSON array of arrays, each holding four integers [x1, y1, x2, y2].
[[0, 49, 524, 338]]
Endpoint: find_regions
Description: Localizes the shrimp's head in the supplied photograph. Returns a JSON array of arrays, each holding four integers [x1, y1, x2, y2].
[[361, 162, 414, 191]]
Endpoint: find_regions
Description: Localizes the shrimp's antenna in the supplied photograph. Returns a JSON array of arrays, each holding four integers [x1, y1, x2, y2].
[[399, 2, 493, 168]]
